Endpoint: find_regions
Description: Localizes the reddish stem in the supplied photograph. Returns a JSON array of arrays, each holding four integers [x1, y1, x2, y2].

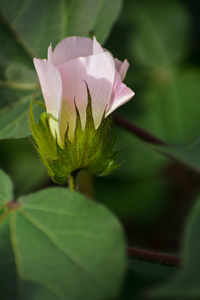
[[127, 247, 182, 267], [113, 114, 169, 146], [6, 201, 21, 210]]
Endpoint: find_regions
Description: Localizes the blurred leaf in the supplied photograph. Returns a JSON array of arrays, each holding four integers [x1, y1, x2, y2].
[[0, 0, 122, 140], [5, 63, 38, 84], [0, 0, 122, 58], [0, 169, 13, 204], [94, 127, 169, 224], [0, 186, 126, 300], [129, 0, 190, 68], [90, 0, 122, 44], [0, 216, 18, 299], [0, 171, 16, 299], [115, 127, 167, 178], [0, 16, 34, 108], [150, 197, 200, 299], [22, 281, 60, 300], [153, 138, 200, 175], [121, 258, 174, 300], [135, 69, 200, 144], [0, 139, 48, 197], [0, 94, 42, 139], [0, 17, 31, 71]]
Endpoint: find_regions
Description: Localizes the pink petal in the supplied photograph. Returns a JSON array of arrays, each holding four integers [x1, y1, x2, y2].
[[57, 59, 86, 141], [33, 58, 62, 119], [93, 36, 104, 54], [85, 52, 115, 128], [48, 36, 93, 65], [57, 52, 115, 139], [106, 73, 134, 116], [114, 58, 129, 81]]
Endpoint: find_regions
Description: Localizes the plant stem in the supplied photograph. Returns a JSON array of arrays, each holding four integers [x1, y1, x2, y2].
[[68, 171, 79, 191], [127, 247, 182, 267], [113, 114, 169, 146], [0, 80, 39, 91]]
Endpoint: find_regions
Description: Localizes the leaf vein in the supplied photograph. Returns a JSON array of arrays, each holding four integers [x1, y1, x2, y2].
[[19, 209, 105, 290]]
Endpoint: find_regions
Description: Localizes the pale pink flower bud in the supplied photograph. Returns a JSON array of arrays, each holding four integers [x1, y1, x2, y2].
[[33, 36, 134, 144]]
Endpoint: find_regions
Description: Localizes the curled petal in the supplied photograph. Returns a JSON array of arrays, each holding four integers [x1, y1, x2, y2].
[[58, 52, 115, 140], [33, 58, 62, 119], [114, 58, 129, 81], [93, 36, 104, 54], [84, 52, 115, 128], [48, 36, 93, 65], [33, 58, 63, 144], [106, 73, 134, 116]]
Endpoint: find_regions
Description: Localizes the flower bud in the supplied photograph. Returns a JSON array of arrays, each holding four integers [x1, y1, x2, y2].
[[30, 36, 134, 184]]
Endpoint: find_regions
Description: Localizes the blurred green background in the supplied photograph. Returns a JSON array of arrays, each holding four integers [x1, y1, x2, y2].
[[99, 0, 200, 252], [1, 0, 200, 254]]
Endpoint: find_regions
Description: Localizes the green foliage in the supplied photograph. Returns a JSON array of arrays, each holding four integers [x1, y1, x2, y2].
[[150, 197, 200, 299], [134, 69, 200, 144], [123, 0, 200, 146], [0, 95, 42, 139], [0, 0, 122, 140], [2, 0, 200, 298], [152, 138, 200, 175], [0, 169, 126, 300], [0, 0, 122, 58], [100, 0, 200, 225], [129, 0, 190, 68], [0, 168, 13, 204], [30, 99, 120, 184], [0, 139, 48, 197]]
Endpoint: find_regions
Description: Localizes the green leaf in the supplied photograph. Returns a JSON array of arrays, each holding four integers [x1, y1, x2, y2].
[[90, 0, 122, 44], [152, 138, 200, 175], [0, 169, 13, 204], [135, 69, 200, 144], [0, 17, 31, 76], [127, 69, 200, 174], [0, 139, 48, 197], [150, 197, 200, 299], [0, 216, 18, 299], [129, 0, 190, 68], [5, 63, 38, 85], [116, 127, 166, 178], [0, 95, 43, 139], [0, 15, 34, 109], [0, 0, 122, 140], [0, 170, 15, 300], [93, 126, 169, 224], [0, 187, 126, 300], [0, 0, 122, 58]]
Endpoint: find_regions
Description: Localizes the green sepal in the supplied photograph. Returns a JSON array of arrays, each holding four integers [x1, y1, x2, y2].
[[29, 96, 121, 184]]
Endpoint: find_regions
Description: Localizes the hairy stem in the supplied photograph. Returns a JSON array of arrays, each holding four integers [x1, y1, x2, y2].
[[113, 114, 169, 146], [127, 247, 182, 267]]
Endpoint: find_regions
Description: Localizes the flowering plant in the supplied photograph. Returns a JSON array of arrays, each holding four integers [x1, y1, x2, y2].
[[30, 36, 134, 183], [1, 1, 199, 300]]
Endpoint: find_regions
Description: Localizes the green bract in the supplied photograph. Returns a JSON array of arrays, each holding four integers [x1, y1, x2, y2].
[[29, 97, 120, 184]]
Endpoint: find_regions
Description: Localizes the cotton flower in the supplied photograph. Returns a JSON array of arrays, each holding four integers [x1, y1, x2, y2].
[[33, 36, 134, 144]]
